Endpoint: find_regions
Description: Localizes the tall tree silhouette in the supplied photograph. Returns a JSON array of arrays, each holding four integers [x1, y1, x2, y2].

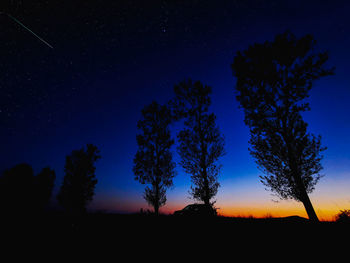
[[172, 79, 225, 207], [231, 31, 334, 221], [57, 144, 100, 215], [133, 102, 176, 215], [35, 167, 55, 211]]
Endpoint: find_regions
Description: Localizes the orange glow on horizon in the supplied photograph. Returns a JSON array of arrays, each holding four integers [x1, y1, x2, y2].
[[92, 194, 346, 221], [161, 203, 339, 221], [91, 174, 350, 222], [92, 198, 342, 221]]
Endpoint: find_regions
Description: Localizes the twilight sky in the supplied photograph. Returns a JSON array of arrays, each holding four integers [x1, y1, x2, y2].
[[1, 0, 350, 220]]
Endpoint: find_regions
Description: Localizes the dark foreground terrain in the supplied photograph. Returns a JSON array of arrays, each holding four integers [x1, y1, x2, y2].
[[3, 212, 348, 238], [2, 213, 348, 257]]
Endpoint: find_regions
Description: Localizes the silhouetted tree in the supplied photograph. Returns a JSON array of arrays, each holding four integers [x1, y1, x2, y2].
[[231, 31, 334, 221], [57, 144, 101, 215], [35, 167, 55, 210], [0, 163, 35, 213], [0, 163, 55, 213], [172, 79, 225, 206], [133, 102, 176, 215]]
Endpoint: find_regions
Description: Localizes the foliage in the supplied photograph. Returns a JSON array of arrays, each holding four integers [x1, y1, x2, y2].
[[335, 209, 350, 223], [0, 163, 55, 213], [231, 31, 334, 220], [35, 167, 56, 209], [172, 79, 225, 205], [133, 101, 176, 215], [57, 144, 100, 215]]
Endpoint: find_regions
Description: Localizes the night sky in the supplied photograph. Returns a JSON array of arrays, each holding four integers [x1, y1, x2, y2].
[[1, 0, 350, 220]]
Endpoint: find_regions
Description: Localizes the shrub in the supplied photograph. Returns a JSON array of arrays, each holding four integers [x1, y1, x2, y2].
[[335, 209, 350, 223]]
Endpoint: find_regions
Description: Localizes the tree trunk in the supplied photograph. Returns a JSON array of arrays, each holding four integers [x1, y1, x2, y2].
[[154, 183, 159, 216], [203, 175, 210, 206], [299, 187, 319, 222], [198, 105, 210, 207], [154, 203, 159, 216], [294, 174, 319, 222], [203, 197, 210, 206], [284, 126, 319, 222]]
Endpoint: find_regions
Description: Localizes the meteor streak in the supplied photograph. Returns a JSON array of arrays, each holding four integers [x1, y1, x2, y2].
[[1, 12, 53, 49]]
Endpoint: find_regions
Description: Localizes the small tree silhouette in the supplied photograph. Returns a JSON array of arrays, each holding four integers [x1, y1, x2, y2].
[[231, 31, 334, 221], [172, 79, 225, 206], [57, 144, 100, 215], [133, 101, 176, 215]]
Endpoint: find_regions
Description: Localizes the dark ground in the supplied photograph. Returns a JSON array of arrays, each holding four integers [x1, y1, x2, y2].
[[3, 212, 347, 238], [2, 213, 347, 258]]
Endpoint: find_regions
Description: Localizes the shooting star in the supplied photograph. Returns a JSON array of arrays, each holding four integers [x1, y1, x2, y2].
[[1, 12, 53, 49]]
